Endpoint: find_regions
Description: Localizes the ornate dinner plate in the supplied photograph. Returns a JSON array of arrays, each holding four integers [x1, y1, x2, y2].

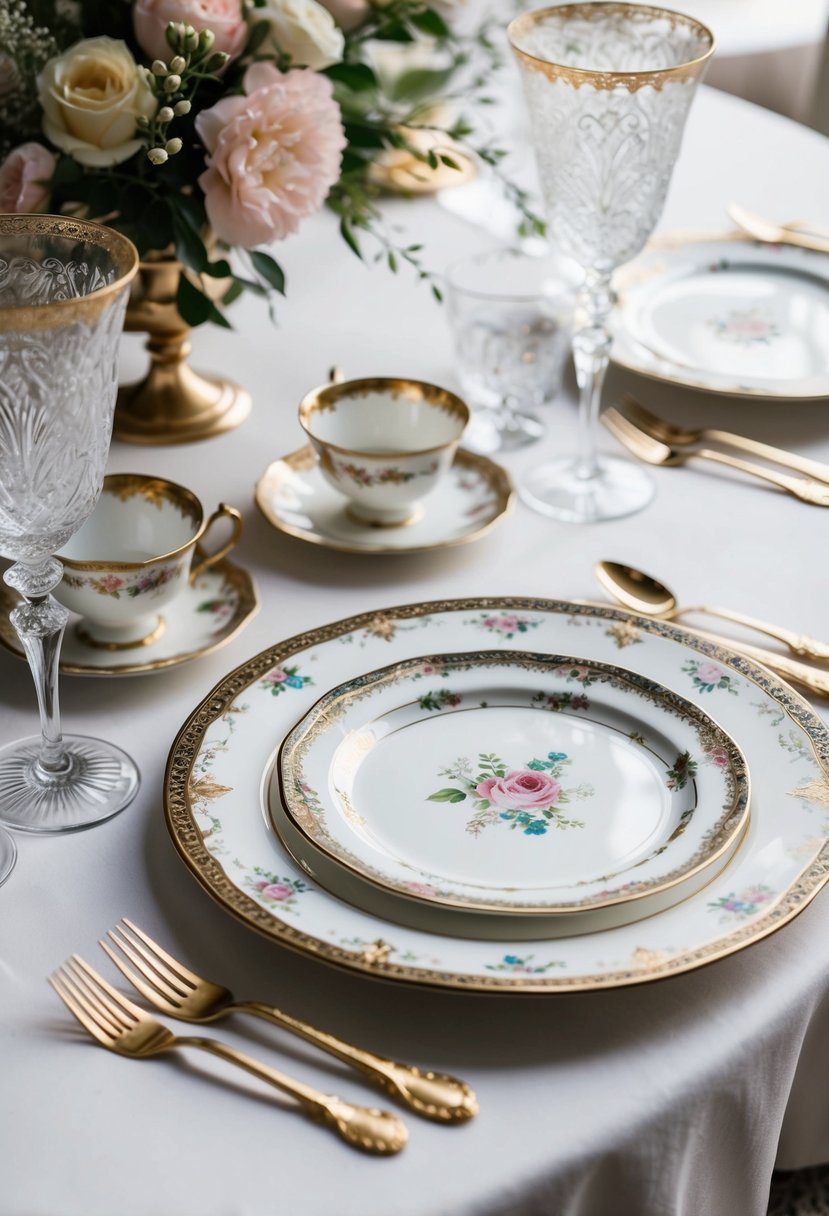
[[611, 233, 829, 398], [272, 651, 749, 939], [165, 599, 829, 993], [254, 447, 513, 554], [0, 557, 258, 677]]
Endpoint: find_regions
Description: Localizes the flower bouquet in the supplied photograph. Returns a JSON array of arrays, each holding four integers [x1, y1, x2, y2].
[[0, 0, 536, 438]]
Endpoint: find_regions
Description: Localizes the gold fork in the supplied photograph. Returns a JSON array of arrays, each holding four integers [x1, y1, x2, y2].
[[618, 395, 829, 487], [100, 918, 478, 1124], [601, 407, 829, 507], [49, 955, 408, 1155]]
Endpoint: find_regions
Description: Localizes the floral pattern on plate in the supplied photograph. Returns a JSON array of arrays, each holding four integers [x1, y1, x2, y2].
[[62, 561, 185, 599]]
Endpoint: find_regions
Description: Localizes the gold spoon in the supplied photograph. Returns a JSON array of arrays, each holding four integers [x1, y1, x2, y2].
[[728, 204, 829, 255], [594, 561, 829, 698]]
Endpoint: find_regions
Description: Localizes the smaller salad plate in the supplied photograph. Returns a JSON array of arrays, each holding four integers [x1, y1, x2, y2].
[[255, 446, 513, 554], [0, 557, 258, 676], [611, 234, 829, 398], [272, 651, 749, 939]]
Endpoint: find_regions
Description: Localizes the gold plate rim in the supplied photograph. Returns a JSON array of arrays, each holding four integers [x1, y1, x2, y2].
[[163, 598, 829, 995]]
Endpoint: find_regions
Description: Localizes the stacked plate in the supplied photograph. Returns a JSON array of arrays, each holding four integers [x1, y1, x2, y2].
[[165, 599, 829, 993]]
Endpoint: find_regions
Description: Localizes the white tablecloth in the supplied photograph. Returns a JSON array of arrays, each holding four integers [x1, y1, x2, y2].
[[3, 87, 829, 1216]]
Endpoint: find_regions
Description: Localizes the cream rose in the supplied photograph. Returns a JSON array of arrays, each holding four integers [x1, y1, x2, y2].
[[37, 37, 155, 167], [258, 0, 345, 70]]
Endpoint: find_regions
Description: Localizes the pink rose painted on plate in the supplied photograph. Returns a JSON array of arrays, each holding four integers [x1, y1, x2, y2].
[[476, 770, 562, 812]]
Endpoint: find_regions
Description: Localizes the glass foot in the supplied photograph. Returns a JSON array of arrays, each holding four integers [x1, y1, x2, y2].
[[0, 828, 16, 887], [520, 454, 654, 523], [464, 406, 545, 455], [0, 735, 139, 834]]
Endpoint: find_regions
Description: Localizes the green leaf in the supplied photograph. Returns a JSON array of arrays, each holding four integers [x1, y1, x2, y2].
[[339, 220, 363, 260], [473, 799, 490, 810], [325, 62, 378, 92], [344, 122, 387, 150], [176, 273, 213, 327], [202, 258, 232, 279], [389, 65, 455, 103], [410, 9, 450, 37], [427, 789, 467, 804], [245, 20, 270, 55], [249, 250, 286, 295], [173, 212, 209, 274]]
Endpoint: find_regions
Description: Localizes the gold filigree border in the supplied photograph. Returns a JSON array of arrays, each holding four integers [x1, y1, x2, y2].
[[508, 4, 714, 93], [163, 599, 829, 994]]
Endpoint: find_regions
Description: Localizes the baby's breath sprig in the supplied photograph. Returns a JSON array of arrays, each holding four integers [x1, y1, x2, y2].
[[138, 22, 228, 165]]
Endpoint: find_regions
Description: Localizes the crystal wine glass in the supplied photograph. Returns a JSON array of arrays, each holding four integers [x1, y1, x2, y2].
[[509, 3, 714, 522], [0, 214, 140, 833]]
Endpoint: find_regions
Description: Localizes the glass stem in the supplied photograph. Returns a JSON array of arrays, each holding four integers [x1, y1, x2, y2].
[[5, 560, 71, 781], [572, 270, 615, 481]]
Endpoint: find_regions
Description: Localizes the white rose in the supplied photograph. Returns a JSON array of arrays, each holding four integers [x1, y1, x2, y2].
[[259, 0, 345, 70], [37, 36, 155, 168]]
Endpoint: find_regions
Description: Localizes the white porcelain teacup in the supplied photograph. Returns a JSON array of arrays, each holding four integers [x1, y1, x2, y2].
[[298, 376, 469, 526], [54, 474, 242, 649]]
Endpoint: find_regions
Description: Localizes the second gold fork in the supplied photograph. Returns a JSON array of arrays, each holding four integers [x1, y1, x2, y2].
[[101, 918, 478, 1124]]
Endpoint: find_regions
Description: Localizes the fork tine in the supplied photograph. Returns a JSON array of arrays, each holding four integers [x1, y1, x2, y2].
[[50, 972, 112, 1042], [121, 918, 199, 989], [112, 922, 192, 997], [68, 954, 142, 1025], [51, 968, 122, 1039], [100, 935, 185, 1007]]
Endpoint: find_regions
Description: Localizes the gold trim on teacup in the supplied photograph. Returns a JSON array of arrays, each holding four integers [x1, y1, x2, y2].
[[298, 377, 469, 460], [59, 476, 242, 574], [76, 615, 166, 651], [162, 599, 829, 994], [0, 214, 138, 332], [508, 4, 714, 93], [254, 446, 514, 555]]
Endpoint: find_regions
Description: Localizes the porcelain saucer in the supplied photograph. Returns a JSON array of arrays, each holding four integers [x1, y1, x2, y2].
[[0, 557, 258, 676], [255, 446, 513, 554]]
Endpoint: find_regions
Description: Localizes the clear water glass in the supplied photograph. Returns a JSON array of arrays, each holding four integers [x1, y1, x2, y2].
[[0, 215, 140, 835], [446, 247, 577, 454], [509, 3, 714, 522]]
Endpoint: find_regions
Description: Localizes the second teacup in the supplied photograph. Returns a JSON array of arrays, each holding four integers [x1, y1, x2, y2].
[[54, 474, 242, 649], [298, 376, 469, 526]]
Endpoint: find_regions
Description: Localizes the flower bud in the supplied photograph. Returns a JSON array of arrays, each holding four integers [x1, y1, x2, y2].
[[169, 55, 186, 73], [157, 105, 174, 123], [147, 147, 168, 165], [165, 22, 182, 50], [165, 137, 183, 155], [184, 28, 200, 51], [198, 29, 215, 52], [204, 52, 228, 74], [151, 60, 168, 76], [164, 74, 181, 93], [173, 99, 191, 116]]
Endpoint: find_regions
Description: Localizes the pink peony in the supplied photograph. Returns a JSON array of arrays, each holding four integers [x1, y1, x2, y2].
[[133, 0, 247, 64], [196, 61, 346, 248], [476, 770, 562, 812], [696, 662, 724, 685], [0, 142, 56, 213]]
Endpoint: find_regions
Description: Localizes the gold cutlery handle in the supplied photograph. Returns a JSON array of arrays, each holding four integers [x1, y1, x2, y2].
[[692, 448, 829, 506], [681, 605, 829, 662], [179, 1035, 408, 1154], [240, 1002, 478, 1123], [701, 430, 829, 487]]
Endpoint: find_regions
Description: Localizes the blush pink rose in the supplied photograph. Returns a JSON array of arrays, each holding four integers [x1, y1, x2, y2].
[[133, 0, 247, 64], [196, 61, 346, 248], [255, 880, 294, 901], [696, 662, 724, 684], [319, 0, 369, 30], [0, 142, 56, 213], [476, 770, 562, 811]]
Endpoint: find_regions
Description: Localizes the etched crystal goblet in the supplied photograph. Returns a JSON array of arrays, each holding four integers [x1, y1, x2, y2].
[[509, 3, 714, 521], [0, 215, 140, 833]]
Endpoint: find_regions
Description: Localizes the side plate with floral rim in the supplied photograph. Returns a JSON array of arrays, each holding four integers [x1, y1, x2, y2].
[[0, 557, 258, 677], [272, 650, 749, 939], [254, 446, 513, 554], [611, 232, 829, 398], [164, 599, 829, 993]]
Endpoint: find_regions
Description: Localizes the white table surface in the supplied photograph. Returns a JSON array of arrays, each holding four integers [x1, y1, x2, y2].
[[3, 86, 829, 1216]]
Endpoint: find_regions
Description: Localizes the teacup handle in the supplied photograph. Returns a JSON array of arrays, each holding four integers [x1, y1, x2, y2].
[[189, 504, 243, 585]]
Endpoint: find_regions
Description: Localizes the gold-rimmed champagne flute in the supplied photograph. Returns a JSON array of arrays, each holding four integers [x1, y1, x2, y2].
[[509, 3, 714, 522], [0, 215, 139, 835]]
